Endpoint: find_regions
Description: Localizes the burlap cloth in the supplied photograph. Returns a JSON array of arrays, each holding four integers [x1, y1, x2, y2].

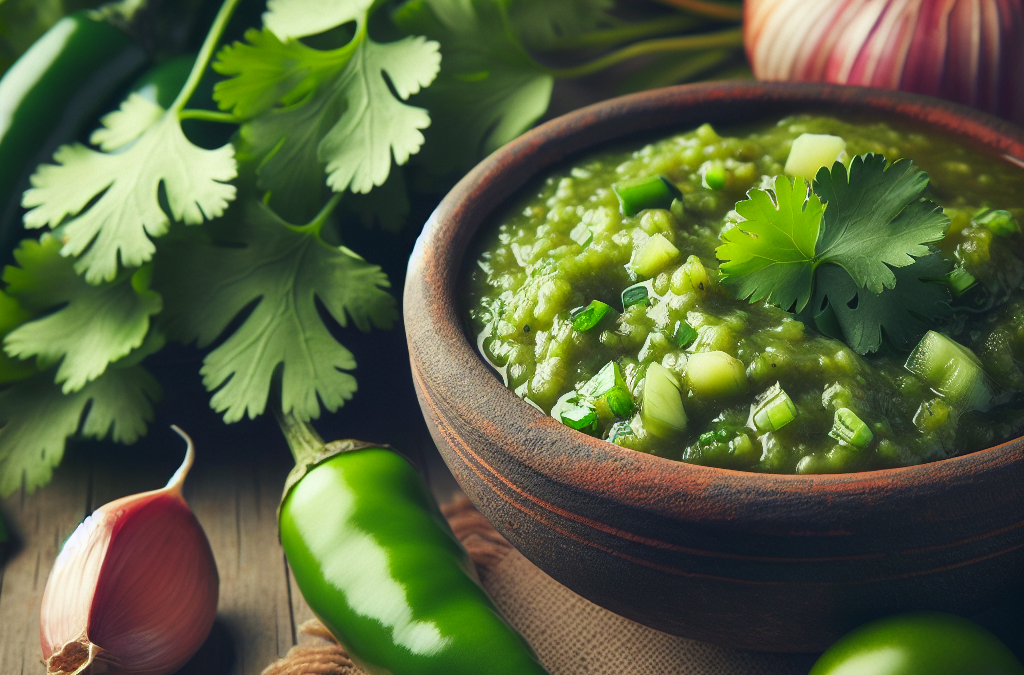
[[262, 496, 817, 675]]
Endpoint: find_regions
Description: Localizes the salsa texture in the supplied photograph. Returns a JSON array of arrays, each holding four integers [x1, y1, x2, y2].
[[464, 116, 1024, 473]]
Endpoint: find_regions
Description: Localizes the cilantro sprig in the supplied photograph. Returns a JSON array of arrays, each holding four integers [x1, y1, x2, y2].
[[717, 154, 951, 354]]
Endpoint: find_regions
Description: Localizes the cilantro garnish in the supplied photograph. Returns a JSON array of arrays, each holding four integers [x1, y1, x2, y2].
[[154, 199, 397, 423], [717, 154, 951, 354], [2, 235, 162, 393]]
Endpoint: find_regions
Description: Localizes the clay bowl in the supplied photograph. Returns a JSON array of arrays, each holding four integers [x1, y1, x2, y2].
[[404, 81, 1024, 653]]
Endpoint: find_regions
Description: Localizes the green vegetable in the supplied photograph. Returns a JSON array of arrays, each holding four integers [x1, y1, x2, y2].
[[621, 282, 651, 310], [829, 408, 872, 447], [668, 320, 698, 349], [751, 382, 797, 433], [702, 162, 725, 190], [905, 330, 993, 413], [277, 413, 550, 675], [976, 208, 1019, 236], [558, 396, 599, 432], [613, 174, 682, 217], [944, 266, 977, 297], [717, 154, 951, 354], [630, 232, 681, 277], [809, 612, 1024, 675], [0, 9, 147, 265], [685, 351, 747, 400], [581, 361, 633, 418], [641, 362, 687, 437], [783, 132, 846, 181], [570, 300, 612, 331]]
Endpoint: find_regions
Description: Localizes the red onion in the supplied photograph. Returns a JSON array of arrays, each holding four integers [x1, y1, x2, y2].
[[745, 0, 1024, 125]]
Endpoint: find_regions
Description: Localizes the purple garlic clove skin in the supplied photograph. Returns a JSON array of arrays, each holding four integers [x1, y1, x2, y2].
[[40, 427, 219, 675]]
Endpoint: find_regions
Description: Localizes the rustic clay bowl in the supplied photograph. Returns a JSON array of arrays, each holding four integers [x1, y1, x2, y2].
[[404, 82, 1024, 653]]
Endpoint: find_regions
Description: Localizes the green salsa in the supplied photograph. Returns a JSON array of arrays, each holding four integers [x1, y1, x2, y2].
[[464, 115, 1024, 473]]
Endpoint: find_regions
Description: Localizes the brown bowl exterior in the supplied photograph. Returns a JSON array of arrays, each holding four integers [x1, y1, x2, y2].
[[404, 82, 1024, 652]]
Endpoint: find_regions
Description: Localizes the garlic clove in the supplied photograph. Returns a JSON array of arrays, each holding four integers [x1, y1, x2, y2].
[[40, 427, 219, 675]]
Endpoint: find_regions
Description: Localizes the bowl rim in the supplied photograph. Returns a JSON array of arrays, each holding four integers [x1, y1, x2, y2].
[[405, 80, 1024, 504]]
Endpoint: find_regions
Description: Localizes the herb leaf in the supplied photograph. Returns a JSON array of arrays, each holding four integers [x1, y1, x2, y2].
[[391, 0, 554, 175], [263, 0, 374, 40], [812, 254, 952, 354], [717, 174, 823, 312], [22, 104, 237, 283], [2, 235, 162, 393], [155, 201, 397, 423], [507, 0, 612, 50], [814, 154, 949, 293]]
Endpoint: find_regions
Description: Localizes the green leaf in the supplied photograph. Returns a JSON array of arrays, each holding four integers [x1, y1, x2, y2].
[[154, 200, 397, 423], [263, 0, 374, 40], [0, 365, 160, 497], [812, 254, 952, 354], [506, 0, 612, 50], [0, 289, 33, 384], [2, 235, 162, 392], [717, 174, 822, 313], [22, 108, 237, 283], [213, 28, 347, 120], [89, 93, 165, 152], [813, 154, 949, 293], [391, 0, 554, 175]]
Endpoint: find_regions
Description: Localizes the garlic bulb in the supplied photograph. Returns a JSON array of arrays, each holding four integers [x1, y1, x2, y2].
[[40, 427, 218, 675], [745, 0, 1024, 124]]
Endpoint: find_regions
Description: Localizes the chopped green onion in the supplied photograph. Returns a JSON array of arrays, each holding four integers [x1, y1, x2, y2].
[[669, 320, 698, 349], [751, 382, 797, 433], [905, 331, 993, 412], [829, 408, 873, 447], [944, 267, 977, 297], [570, 300, 612, 331], [582, 361, 634, 418], [559, 399, 598, 433], [613, 174, 682, 217], [621, 282, 650, 310], [976, 209, 1019, 236], [703, 163, 726, 190]]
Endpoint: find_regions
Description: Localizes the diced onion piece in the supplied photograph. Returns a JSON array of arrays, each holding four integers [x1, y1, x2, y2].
[[630, 233, 680, 278], [905, 331, 993, 412], [570, 300, 612, 331], [784, 133, 846, 181], [829, 407, 873, 447], [685, 351, 748, 400], [613, 175, 682, 217], [642, 362, 688, 437], [751, 381, 797, 433]]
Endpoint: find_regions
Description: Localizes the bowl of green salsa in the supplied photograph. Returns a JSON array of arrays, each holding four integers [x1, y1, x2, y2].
[[405, 82, 1024, 652]]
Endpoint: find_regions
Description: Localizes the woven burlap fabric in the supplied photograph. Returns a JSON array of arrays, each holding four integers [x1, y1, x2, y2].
[[262, 496, 816, 675]]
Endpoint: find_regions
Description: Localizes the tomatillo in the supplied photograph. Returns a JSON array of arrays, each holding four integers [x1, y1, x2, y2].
[[809, 612, 1024, 675]]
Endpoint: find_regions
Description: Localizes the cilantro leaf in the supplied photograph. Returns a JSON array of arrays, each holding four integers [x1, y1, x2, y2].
[[263, 0, 374, 40], [813, 154, 949, 293], [213, 28, 345, 120], [0, 365, 160, 497], [391, 0, 554, 175], [717, 174, 823, 313], [2, 235, 161, 393], [0, 289, 33, 385], [506, 0, 612, 50], [154, 200, 397, 423], [812, 254, 952, 354], [22, 101, 237, 284]]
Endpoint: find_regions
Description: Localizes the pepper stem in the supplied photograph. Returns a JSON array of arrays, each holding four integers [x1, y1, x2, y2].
[[272, 402, 325, 469]]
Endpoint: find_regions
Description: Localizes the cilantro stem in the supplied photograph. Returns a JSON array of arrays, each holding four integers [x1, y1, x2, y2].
[[179, 110, 240, 124], [649, 0, 744, 21], [544, 15, 709, 51], [290, 193, 343, 238], [170, 0, 243, 113], [545, 28, 744, 79]]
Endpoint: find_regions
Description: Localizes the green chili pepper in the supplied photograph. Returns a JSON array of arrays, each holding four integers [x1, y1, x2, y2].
[[0, 10, 148, 264], [276, 410, 550, 675]]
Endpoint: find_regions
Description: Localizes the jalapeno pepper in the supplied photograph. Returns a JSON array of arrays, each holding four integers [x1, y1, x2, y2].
[[276, 410, 550, 675], [0, 10, 147, 264]]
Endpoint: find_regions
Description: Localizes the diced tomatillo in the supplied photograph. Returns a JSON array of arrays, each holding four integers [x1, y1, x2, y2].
[[905, 331, 994, 412], [630, 233, 680, 278], [642, 362, 688, 437], [613, 174, 683, 217], [570, 300, 612, 331], [976, 209, 1020, 236], [751, 382, 797, 433], [829, 408, 873, 447], [686, 351, 748, 400], [784, 133, 847, 180], [582, 361, 634, 418], [621, 282, 651, 310], [669, 320, 698, 349]]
